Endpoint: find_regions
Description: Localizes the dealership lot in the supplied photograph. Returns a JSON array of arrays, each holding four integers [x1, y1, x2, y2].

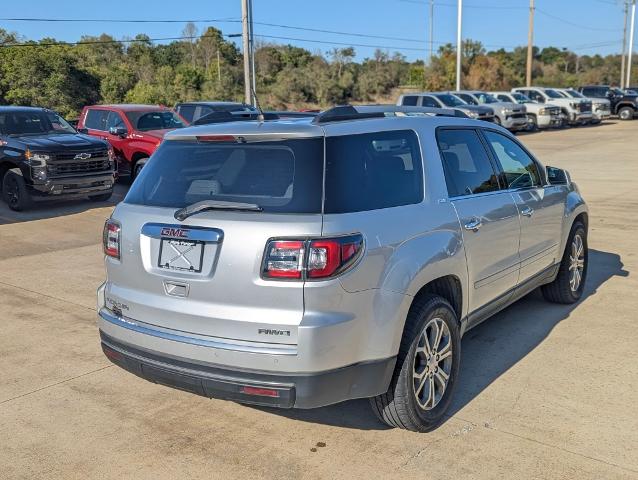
[[1, 122, 637, 479]]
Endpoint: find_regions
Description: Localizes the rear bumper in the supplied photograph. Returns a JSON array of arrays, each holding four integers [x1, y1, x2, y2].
[[100, 330, 395, 409]]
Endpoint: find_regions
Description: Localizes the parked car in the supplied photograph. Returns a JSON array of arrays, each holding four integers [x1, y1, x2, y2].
[[77, 104, 187, 178], [512, 87, 592, 126], [398, 92, 495, 121], [490, 91, 562, 130], [174, 101, 258, 124], [0, 106, 115, 211], [452, 90, 528, 132], [554, 88, 610, 124], [97, 104, 589, 432], [578, 85, 638, 121]]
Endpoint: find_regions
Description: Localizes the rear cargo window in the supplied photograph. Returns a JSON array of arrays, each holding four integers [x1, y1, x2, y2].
[[124, 138, 324, 213], [324, 130, 424, 213]]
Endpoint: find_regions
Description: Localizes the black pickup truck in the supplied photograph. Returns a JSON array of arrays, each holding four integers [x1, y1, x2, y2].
[[0, 106, 116, 211], [578, 85, 638, 121]]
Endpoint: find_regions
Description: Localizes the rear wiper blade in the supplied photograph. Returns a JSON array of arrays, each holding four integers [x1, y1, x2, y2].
[[174, 200, 263, 221]]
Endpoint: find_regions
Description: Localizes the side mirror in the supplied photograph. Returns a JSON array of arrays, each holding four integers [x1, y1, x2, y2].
[[547, 166, 568, 185], [77, 127, 89, 134], [109, 126, 128, 137]]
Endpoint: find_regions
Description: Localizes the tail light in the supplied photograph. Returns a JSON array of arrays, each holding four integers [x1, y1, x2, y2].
[[262, 234, 363, 280], [103, 219, 121, 259]]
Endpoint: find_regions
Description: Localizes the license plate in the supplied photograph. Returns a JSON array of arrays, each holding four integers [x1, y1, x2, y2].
[[158, 238, 204, 272]]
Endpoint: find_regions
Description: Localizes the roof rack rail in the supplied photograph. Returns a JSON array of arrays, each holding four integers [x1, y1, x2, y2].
[[312, 104, 467, 124], [192, 110, 280, 126]]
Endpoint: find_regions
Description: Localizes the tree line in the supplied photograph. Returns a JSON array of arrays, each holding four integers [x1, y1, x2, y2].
[[0, 24, 631, 118]]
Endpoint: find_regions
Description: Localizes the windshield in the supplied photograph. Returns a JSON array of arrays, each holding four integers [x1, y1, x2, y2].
[[545, 89, 563, 99], [435, 94, 467, 107], [564, 89, 584, 98], [511, 92, 533, 104], [476, 93, 499, 104], [125, 138, 324, 213], [125, 110, 185, 131], [0, 110, 76, 136]]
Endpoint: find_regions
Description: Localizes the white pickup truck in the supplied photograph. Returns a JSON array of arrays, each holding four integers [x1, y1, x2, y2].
[[512, 87, 592, 126], [491, 91, 562, 131]]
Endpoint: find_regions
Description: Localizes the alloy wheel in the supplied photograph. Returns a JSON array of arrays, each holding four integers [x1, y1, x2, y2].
[[413, 317, 453, 411], [569, 233, 585, 292], [6, 176, 19, 207]]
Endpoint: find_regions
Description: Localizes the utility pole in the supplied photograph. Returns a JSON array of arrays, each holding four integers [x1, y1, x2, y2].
[[526, 0, 535, 87], [455, 0, 462, 91], [621, 0, 629, 88], [217, 49, 222, 87], [241, 0, 252, 105], [429, 0, 434, 62], [248, 0, 257, 104], [627, 0, 636, 89]]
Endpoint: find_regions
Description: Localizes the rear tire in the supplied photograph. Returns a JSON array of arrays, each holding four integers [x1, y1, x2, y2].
[[542, 222, 588, 304], [2, 169, 32, 211], [370, 294, 461, 432], [618, 106, 634, 121]]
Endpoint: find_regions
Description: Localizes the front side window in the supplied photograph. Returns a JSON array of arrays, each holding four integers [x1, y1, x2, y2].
[[483, 130, 541, 189], [402, 96, 418, 106], [84, 109, 109, 131], [436, 129, 500, 197], [476, 93, 498, 104], [435, 94, 467, 107], [125, 110, 186, 131], [457, 93, 478, 105], [324, 130, 423, 213], [545, 89, 563, 99], [177, 104, 196, 123], [106, 111, 126, 131], [421, 96, 440, 108]]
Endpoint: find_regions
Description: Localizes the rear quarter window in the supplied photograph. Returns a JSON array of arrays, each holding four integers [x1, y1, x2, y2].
[[324, 130, 424, 213]]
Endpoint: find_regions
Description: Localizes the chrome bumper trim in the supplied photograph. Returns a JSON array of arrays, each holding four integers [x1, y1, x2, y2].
[[99, 308, 298, 356]]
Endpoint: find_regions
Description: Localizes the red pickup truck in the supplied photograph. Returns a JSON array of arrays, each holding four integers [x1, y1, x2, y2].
[[77, 104, 186, 178]]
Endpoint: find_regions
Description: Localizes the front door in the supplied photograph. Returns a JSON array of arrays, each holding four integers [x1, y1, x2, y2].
[[482, 129, 565, 282], [437, 128, 521, 316]]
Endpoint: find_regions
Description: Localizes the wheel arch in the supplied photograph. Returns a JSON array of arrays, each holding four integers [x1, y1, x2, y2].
[[0, 161, 23, 192], [410, 275, 463, 322]]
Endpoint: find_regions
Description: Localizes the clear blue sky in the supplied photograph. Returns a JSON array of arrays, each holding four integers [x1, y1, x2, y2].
[[0, 0, 629, 61]]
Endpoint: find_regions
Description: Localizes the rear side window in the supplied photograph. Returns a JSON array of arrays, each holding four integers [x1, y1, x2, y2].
[[84, 109, 109, 130], [402, 96, 418, 106], [437, 129, 500, 197], [324, 130, 423, 213], [125, 138, 323, 213]]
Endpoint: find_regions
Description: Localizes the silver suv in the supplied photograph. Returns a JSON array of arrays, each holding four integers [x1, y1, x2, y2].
[[97, 105, 589, 432], [397, 92, 495, 122], [452, 90, 528, 132]]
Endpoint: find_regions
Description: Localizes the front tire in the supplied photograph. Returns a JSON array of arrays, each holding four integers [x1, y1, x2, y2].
[[618, 106, 634, 121], [542, 221, 588, 304], [370, 294, 461, 432], [2, 169, 32, 211]]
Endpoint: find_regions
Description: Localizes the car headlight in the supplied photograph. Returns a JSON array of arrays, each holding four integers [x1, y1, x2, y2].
[[466, 110, 479, 118], [25, 149, 50, 180], [538, 108, 548, 115], [503, 108, 514, 115]]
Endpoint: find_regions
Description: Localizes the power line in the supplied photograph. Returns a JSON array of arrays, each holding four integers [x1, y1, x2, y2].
[[399, 0, 525, 10], [535, 8, 618, 32]]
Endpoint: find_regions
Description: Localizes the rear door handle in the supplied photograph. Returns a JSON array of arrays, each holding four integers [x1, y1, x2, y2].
[[521, 206, 534, 217], [464, 218, 482, 232]]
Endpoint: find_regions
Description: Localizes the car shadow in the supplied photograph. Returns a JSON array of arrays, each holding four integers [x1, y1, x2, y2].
[[0, 183, 128, 225], [251, 249, 628, 431]]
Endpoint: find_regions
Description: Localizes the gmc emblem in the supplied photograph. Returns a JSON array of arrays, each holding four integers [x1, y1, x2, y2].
[[160, 227, 190, 238]]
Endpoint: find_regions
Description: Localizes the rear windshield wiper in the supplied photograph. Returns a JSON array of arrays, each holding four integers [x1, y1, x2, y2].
[[174, 199, 263, 221]]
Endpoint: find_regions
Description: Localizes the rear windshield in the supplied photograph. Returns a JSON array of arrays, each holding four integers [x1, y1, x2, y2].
[[125, 138, 324, 213], [125, 130, 424, 214], [125, 111, 185, 131]]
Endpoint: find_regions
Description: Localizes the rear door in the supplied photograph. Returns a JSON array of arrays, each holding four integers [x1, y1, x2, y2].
[[482, 129, 565, 282], [437, 128, 521, 317], [105, 135, 325, 345]]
